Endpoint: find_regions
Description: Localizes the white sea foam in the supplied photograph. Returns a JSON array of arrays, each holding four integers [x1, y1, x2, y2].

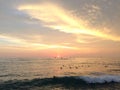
[[76, 75, 120, 83]]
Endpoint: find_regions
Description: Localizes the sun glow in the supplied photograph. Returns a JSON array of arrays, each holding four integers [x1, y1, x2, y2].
[[57, 55, 60, 58]]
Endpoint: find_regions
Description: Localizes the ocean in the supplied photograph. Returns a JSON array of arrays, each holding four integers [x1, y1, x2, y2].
[[0, 57, 120, 90]]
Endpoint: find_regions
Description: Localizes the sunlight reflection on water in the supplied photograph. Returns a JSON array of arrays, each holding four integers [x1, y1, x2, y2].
[[0, 57, 120, 81]]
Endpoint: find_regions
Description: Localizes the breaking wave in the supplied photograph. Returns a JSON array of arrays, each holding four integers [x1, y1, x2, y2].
[[77, 75, 120, 83], [0, 75, 120, 90]]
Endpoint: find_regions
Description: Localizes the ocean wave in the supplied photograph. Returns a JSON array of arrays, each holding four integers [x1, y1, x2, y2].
[[0, 75, 120, 90], [77, 75, 120, 83]]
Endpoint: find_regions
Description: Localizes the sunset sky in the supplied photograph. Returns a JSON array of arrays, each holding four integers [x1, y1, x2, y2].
[[0, 0, 120, 57]]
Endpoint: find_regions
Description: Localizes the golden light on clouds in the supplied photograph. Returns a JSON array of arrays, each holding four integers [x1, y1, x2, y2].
[[0, 34, 77, 50], [18, 3, 120, 42], [0, 0, 120, 58]]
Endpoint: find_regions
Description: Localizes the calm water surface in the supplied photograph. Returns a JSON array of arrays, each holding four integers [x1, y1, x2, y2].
[[0, 57, 120, 81]]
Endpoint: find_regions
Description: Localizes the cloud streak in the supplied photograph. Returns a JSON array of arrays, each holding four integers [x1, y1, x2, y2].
[[18, 3, 120, 42], [0, 34, 78, 50]]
